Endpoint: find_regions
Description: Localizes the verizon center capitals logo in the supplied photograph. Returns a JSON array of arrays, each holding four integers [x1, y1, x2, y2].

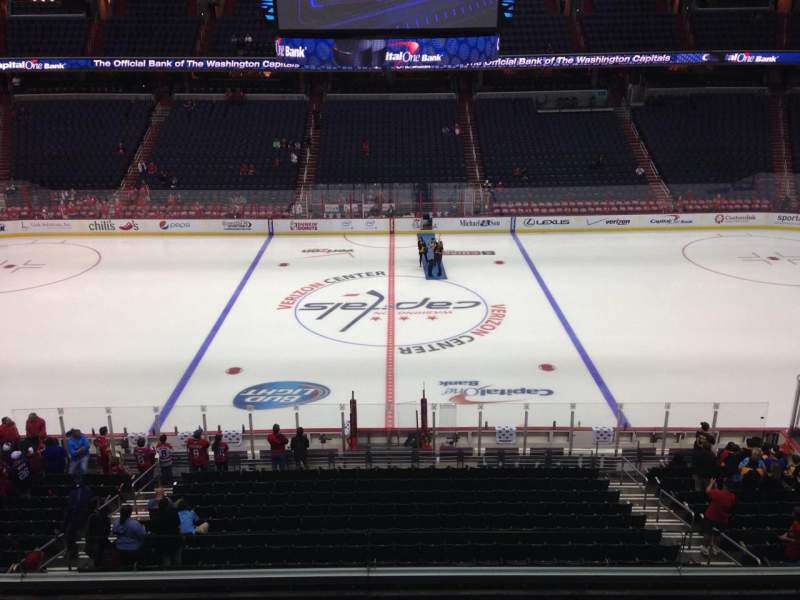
[[277, 272, 506, 353]]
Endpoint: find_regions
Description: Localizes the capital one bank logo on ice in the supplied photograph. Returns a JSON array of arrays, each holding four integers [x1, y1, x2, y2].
[[440, 381, 554, 404], [277, 271, 507, 353], [233, 381, 330, 410]]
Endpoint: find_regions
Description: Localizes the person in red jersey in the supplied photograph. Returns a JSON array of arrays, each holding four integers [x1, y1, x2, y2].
[[701, 477, 736, 557], [25, 413, 47, 446], [25, 445, 45, 481], [0, 417, 20, 447], [133, 437, 156, 488], [186, 429, 210, 473], [94, 427, 112, 474], [212, 434, 229, 472], [779, 507, 800, 562], [156, 434, 174, 485], [267, 424, 289, 472]]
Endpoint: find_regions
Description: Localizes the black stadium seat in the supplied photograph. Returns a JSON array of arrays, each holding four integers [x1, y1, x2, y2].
[[168, 467, 674, 568]]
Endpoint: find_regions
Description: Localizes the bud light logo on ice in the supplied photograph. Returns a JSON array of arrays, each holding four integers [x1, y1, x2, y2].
[[233, 381, 330, 410]]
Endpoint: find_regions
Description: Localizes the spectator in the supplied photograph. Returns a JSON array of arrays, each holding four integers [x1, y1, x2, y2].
[[25, 445, 45, 482], [9, 450, 32, 497], [176, 499, 209, 535], [291, 427, 309, 470], [42, 437, 67, 474], [109, 455, 129, 478], [739, 449, 766, 483], [63, 477, 95, 561], [717, 442, 740, 476], [695, 422, 716, 449], [290, 151, 298, 165], [67, 429, 91, 476], [133, 437, 156, 487], [156, 434, 174, 485], [186, 429, 210, 473], [85, 499, 111, 570], [0, 460, 11, 507], [272, 138, 281, 149], [361, 139, 369, 158], [212, 434, 229, 472], [149, 497, 182, 568], [0, 417, 20, 447], [113, 505, 146, 567], [25, 413, 46, 445], [701, 478, 735, 557], [691, 438, 717, 492], [267, 424, 289, 472], [779, 507, 800, 562], [94, 426, 111, 475], [147, 486, 172, 519], [763, 462, 787, 494]]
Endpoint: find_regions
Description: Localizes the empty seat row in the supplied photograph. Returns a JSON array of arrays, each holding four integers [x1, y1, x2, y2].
[[181, 542, 678, 567], [208, 513, 646, 532]]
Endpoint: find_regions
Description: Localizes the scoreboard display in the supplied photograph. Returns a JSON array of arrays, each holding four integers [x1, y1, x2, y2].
[[276, 0, 499, 33]]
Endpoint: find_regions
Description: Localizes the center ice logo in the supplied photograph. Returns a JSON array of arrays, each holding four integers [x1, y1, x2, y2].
[[233, 381, 330, 410], [281, 272, 505, 351]]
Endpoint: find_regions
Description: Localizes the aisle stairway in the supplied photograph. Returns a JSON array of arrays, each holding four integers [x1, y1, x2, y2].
[[615, 105, 672, 209]]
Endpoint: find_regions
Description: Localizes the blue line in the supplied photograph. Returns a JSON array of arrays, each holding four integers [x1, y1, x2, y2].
[[152, 232, 274, 431], [511, 232, 629, 428]]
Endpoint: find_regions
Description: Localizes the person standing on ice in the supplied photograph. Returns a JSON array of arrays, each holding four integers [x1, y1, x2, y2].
[[426, 239, 436, 277], [417, 238, 425, 269], [433, 238, 444, 276]]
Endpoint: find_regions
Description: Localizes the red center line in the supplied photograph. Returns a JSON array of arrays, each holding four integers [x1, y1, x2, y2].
[[384, 226, 396, 430]]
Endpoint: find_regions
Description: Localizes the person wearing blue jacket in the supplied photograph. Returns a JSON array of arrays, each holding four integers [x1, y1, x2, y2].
[[42, 437, 67, 474], [66, 429, 91, 476], [113, 504, 146, 567]]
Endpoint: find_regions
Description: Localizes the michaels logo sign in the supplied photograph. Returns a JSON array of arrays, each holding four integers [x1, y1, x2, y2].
[[459, 219, 501, 228], [274, 38, 306, 59]]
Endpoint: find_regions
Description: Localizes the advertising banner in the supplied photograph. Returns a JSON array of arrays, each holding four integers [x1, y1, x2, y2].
[[273, 218, 389, 233], [433, 217, 511, 232], [275, 36, 499, 69], [0, 221, 21, 235], [770, 213, 800, 227], [2, 51, 799, 73], [3, 213, 798, 236]]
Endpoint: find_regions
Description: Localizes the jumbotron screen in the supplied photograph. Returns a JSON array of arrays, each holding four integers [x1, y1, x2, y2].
[[276, 0, 499, 32]]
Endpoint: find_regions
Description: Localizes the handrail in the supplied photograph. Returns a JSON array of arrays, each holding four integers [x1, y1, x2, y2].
[[712, 522, 762, 567], [10, 462, 159, 573]]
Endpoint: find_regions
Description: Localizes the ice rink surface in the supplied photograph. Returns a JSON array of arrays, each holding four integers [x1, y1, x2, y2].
[[3, 230, 799, 435]]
